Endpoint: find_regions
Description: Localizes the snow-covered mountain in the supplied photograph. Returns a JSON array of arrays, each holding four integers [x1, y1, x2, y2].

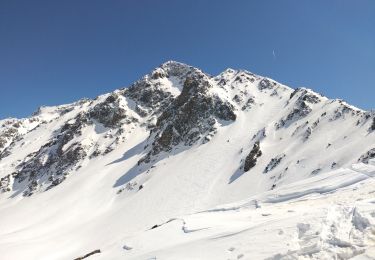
[[0, 61, 374, 260]]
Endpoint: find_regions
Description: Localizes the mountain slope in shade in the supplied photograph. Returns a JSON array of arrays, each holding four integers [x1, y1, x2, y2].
[[0, 61, 374, 260]]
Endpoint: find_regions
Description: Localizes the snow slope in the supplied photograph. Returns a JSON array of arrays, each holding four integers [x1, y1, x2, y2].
[[0, 61, 374, 260], [108, 162, 375, 260]]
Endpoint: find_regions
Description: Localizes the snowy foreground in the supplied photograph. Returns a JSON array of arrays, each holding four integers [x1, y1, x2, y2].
[[0, 61, 374, 259], [2, 162, 375, 259], [114, 163, 375, 260]]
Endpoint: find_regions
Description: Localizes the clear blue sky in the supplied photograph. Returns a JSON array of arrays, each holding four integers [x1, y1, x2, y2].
[[1, 0, 374, 118]]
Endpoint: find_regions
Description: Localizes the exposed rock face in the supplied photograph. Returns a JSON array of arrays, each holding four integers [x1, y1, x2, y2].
[[0, 174, 11, 192], [289, 88, 321, 104], [264, 154, 285, 173], [258, 78, 276, 91], [330, 103, 358, 121], [277, 103, 311, 129], [244, 142, 262, 172], [358, 149, 375, 164], [125, 80, 175, 118], [241, 97, 255, 111], [370, 118, 375, 131], [0, 121, 22, 154], [303, 127, 312, 141], [277, 89, 321, 129], [0, 117, 45, 160], [88, 94, 127, 128], [11, 113, 90, 196], [124, 61, 197, 119], [140, 73, 236, 164], [158, 60, 195, 78], [0, 128, 17, 149], [0, 62, 239, 196]]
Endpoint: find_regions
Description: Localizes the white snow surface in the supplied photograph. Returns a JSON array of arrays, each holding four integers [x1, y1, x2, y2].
[[0, 61, 374, 260]]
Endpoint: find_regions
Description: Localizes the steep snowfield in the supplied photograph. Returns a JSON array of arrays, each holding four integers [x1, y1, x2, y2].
[[0, 61, 374, 259]]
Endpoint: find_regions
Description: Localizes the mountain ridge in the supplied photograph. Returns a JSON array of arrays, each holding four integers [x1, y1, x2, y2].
[[2, 60, 370, 122], [1, 61, 375, 197], [0, 61, 375, 259]]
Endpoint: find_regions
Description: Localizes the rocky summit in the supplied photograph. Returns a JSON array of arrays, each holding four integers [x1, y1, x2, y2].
[[1, 61, 375, 260]]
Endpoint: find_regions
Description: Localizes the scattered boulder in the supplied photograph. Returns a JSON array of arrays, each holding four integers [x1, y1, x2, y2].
[[331, 162, 337, 169], [311, 168, 322, 175]]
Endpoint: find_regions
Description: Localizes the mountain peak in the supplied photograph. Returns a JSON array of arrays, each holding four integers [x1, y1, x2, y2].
[[142, 60, 205, 82], [1, 62, 375, 259], [159, 60, 191, 69]]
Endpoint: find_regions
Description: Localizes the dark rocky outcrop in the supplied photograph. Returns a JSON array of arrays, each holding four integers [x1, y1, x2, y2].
[[125, 81, 175, 117], [277, 89, 320, 129], [124, 61, 197, 119], [303, 127, 312, 141], [311, 168, 322, 175], [74, 249, 101, 260], [0, 125, 19, 152], [244, 141, 262, 172], [9, 113, 90, 196], [358, 148, 375, 164], [370, 118, 375, 132], [277, 103, 311, 129], [139, 73, 236, 164], [258, 78, 276, 90], [264, 154, 285, 173], [330, 103, 358, 121], [88, 94, 127, 128], [241, 97, 255, 111], [289, 88, 321, 104], [0, 174, 11, 192], [0, 119, 43, 161]]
